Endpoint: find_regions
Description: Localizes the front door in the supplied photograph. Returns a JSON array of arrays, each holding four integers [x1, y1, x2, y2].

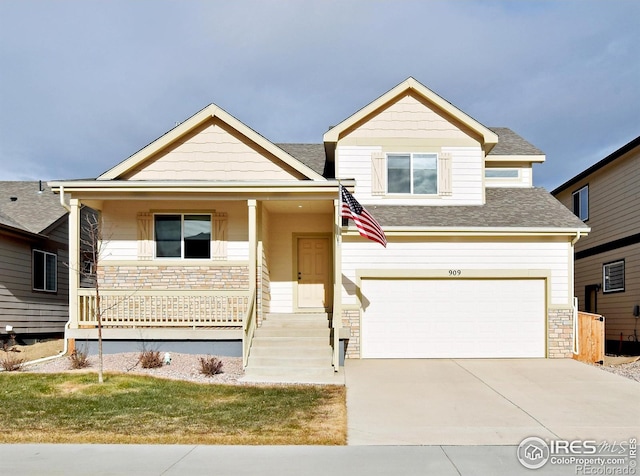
[[297, 237, 331, 309]]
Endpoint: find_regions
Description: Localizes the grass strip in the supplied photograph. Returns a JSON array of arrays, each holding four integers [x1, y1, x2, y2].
[[0, 373, 346, 445]]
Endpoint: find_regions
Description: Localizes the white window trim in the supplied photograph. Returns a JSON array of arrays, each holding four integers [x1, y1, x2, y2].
[[386, 152, 439, 195], [33, 249, 57, 293], [603, 259, 624, 293], [572, 185, 589, 221], [153, 213, 213, 260]]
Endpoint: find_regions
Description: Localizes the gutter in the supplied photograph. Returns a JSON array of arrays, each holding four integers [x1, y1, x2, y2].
[[571, 231, 584, 246], [58, 186, 71, 212]]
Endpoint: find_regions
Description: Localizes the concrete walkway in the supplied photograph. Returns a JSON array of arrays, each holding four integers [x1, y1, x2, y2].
[[0, 444, 580, 475], [345, 359, 640, 445]]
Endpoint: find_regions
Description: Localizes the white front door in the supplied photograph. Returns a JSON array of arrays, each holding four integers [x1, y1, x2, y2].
[[297, 237, 331, 309]]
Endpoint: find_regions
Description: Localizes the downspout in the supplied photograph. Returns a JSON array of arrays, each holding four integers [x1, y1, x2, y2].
[[22, 321, 71, 367], [59, 186, 71, 212], [571, 231, 583, 355]]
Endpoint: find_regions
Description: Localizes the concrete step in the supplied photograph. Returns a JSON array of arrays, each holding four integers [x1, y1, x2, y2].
[[242, 365, 337, 382], [248, 346, 332, 358], [265, 313, 329, 321], [260, 319, 329, 329], [247, 356, 332, 368], [254, 327, 329, 338], [251, 336, 328, 347]]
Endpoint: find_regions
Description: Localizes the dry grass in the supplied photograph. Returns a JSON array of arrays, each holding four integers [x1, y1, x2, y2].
[[0, 373, 346, 445]]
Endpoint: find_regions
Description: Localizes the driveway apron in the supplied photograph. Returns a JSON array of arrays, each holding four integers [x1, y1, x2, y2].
[[345, 359, 640, 445]]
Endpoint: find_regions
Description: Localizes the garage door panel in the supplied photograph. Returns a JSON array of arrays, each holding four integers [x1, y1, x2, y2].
[[361, 279, 545, 358]]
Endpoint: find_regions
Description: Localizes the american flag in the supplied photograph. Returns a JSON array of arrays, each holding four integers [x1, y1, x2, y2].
[[340, 185, 387, 247]]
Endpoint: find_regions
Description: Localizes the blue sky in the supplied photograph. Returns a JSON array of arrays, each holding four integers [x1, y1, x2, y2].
[[0, 0, 638, 190]]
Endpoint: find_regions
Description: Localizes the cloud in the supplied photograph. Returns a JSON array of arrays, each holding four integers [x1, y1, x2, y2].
[[0, 0, 637, 188]]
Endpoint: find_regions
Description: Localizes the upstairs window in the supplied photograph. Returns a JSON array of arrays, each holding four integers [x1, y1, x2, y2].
[[485, 169, 520, 178], [387, 153, 438, 195], [603, 260, 624, 293], [155, 214, 211, 259], [572, 185, 589, 221], [33, 249, 57, 292]]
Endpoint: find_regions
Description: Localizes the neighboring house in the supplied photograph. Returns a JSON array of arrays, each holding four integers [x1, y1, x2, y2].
[[552, 135, 640, 355], [0, 181, 69, 338], [50, 77, 588, 381]]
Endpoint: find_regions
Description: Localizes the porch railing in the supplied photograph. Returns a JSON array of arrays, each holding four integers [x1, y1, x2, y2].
[[77, 288, 249, 328]]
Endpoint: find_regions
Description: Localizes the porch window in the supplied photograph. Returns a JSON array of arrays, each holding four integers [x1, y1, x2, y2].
[[155, 214, 211, 259], [603, 260, 624, 293], [33, 249, 57, 292], [387, 153, 438, 195]]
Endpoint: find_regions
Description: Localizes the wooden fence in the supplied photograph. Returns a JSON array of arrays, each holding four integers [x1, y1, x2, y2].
[[573, 311, 605, 364]]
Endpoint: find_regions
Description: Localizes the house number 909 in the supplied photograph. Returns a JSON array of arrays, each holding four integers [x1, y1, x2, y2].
[[448, 270, 461, 276]]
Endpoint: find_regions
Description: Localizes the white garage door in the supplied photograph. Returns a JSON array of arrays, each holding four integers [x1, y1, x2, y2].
[[361, 279, 546, 358]]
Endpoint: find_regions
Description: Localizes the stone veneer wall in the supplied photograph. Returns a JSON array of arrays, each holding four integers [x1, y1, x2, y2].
[[341, 308, 360, 359], [547, 308, 573, 358], [98, 265, 249, 290]]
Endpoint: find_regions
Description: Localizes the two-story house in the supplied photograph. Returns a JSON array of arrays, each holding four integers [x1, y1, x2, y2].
[[0, 181, 69, 338], [50, 78, 588, 382], [553, 135, 640, 355]]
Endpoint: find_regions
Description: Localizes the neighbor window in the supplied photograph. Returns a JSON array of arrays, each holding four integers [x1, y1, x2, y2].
[[387, 153, 437, 194], [155, 214, 211, 259], [603, 260, 624, 293], [572, 185, 589, 221], [33, 249, 57, 292]]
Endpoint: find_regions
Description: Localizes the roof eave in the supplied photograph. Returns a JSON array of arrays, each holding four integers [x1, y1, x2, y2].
[[344, 226, 590, 237]]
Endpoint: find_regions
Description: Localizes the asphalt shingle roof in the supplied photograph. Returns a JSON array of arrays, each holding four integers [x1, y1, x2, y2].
[[487, 128, 544, 156], [276, 143, 327, 177], [0, 181, 68, 235], [368, 188, 588, 229]]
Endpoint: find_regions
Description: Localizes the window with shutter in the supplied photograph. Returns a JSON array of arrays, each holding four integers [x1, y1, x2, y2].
[[438, 152, 452, 196]]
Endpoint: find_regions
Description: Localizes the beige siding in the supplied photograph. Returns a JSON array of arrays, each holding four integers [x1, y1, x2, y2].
[[574, 243, 640, 341], [268, 212, 333, 313], [485, 166, 533, 188], [555, 145, 640, 342], [337, 145, 483, 205], [341, 238, 572, 307], [100, 200, 249, 261], [556, 147, 640, 251], [0, 223, 69, 334], [124, 119, 302, 181], [344, 94, 472, 141]]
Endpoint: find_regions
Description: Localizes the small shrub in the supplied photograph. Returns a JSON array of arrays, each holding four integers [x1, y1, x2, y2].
[[68, 348, 90, 369], [1, 352, 24, 372], [199, 356, 223, 376], [139, 350, 163, 369]]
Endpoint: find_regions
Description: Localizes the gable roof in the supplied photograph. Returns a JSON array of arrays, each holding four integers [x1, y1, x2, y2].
[[369, 188, 588, 230], [99, 104, 325, 181], [0, 181, 68, 236], [323, 77, 499, 152], [552, 135, 640, 195]]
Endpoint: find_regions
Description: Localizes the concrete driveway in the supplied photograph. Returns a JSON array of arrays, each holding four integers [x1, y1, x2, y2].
[[345, 359, 640, 445]]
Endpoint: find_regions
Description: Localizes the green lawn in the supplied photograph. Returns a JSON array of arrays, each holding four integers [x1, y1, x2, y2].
[[0, 373, 346, 444]]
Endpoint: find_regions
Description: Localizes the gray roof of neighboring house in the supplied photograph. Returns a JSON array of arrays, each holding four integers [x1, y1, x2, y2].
[[0, 181, 68, 235], [279, 129, 544, 177], [368, 188, 588, 229], [552, 134, 640, 195]]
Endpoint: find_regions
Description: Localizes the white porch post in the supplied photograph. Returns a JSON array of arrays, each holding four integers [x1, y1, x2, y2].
[[68, 198, 80, 329], [333, 197, 342, 369], [248, 200, 257, 293]]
